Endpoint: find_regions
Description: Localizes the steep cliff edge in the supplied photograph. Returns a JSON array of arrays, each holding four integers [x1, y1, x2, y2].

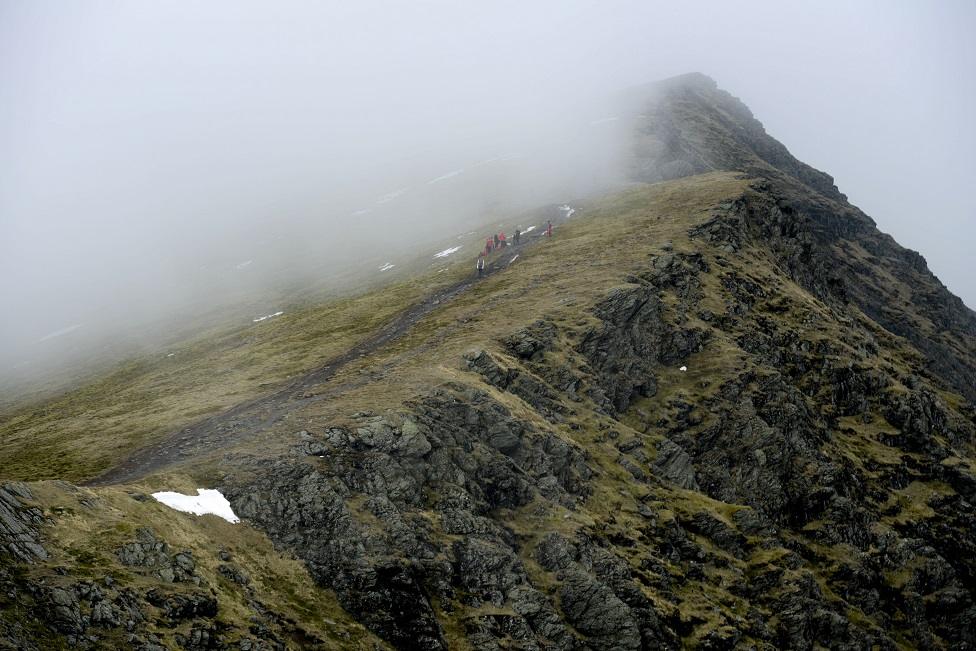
[[624, 72, 976, 403]]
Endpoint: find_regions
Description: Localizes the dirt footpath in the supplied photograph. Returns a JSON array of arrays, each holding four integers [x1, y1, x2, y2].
[[86, 217, 567, 486]]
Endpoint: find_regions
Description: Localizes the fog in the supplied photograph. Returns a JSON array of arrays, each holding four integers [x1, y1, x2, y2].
[[2, 1, 974, 392]]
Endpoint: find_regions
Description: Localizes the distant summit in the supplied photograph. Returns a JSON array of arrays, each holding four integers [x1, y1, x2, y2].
[[620, 73, 976, 403], [623, 72, 845, 202]]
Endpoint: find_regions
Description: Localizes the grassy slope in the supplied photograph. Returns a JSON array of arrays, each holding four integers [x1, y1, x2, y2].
[[0, 173, 740, 484], [6, 171, 971, 647], [1, 480, 387, 650], [0, 172, 751, 649], [0, 226, 485, 482], [277, 173, 751, 424]]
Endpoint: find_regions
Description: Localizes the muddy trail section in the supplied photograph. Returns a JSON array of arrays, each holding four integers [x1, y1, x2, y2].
[[87, 223, 564, 486]]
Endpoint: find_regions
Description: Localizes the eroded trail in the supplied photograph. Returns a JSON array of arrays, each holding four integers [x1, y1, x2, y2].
[[86, 231, 557, 486]]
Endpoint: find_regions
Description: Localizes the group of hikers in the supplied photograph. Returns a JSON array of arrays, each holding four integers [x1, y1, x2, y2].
[[477, 220, 553, 276]]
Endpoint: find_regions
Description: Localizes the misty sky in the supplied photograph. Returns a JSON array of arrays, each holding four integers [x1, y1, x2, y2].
[[1, 1, 974, 383]]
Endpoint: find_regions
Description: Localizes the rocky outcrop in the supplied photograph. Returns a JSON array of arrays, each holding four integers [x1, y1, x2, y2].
[[627, 73, 976, 405], [577, 256, 710, 414], [227, 388, 595, 649], [0, 483, 356, 650], [117, 528, 201, 584], [0, 483, 48, 563], [625, 72, 846, 202]]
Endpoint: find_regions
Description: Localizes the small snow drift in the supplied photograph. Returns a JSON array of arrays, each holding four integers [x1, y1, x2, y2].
[[253, 311, 284, 323], [589, 116, 619, 126], [37, 323, 84, 343], [679, 366, 688, 372], [379, 262, 395, 272], [559, 204, 576, 218], [523, 225, 536, 234], [428, 169, 464, 184], [235, 260, 253, 270], [376, 188, 407, 205], [433, 245, 462, 259], [152, 489, 240, 523]]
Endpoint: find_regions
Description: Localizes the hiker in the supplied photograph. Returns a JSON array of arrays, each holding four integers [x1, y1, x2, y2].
[[514, 229, 520, 245], [499, 232, 507, 247], [546, 220, 553, 238], [493, 233, 500, 249], [485, 237, 493, 256], [477, 253, 485, 277]]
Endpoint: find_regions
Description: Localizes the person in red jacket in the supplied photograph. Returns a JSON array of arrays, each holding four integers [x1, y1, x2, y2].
[[485, 237, 493, 256], [546, 220, 553, 238], [499, 232, 506, 247]]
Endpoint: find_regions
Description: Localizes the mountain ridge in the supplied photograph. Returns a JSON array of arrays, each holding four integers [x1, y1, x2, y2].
[[1, 75, 975, 650], [624, 72, 976, 402]]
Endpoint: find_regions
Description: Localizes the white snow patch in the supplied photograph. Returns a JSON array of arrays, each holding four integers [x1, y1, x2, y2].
[[589, 116, 619, 126], [427, 169, 464, 184], [679, 366, 688, 372], [253, 311, 284, 323], [509, 255, 519, 264], [473, 155, 502, 167], [166, 353, 175, 358], [522, 225, 536, 234], [38, 323, 84, 343], [559, 204, 576, 218], [152, 489, 240, 523], [473, 153, 521, 166], [379, 262, 395, 272], [376, 188, 407, 204], [351, 208, 371, 216], [433, 245, 462, 258], [235, 260, 253, 270]]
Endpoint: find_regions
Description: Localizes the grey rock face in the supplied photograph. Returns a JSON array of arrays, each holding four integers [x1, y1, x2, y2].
[[44, 586, 84, 633], [116, 528, 199, 584], [504, 319, 557, 361], [465, 349, 567, 422], [578, 263, 709, 415], [217, 563, 250, 586], [651, 439, 699, 490], [145, 589, 218, 622], [559, 570, 642, 650], [0, 483, 49, 562], [453, 537, 526, 607], [223, 382, 603, 650], [533, 532, 679, 650]]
